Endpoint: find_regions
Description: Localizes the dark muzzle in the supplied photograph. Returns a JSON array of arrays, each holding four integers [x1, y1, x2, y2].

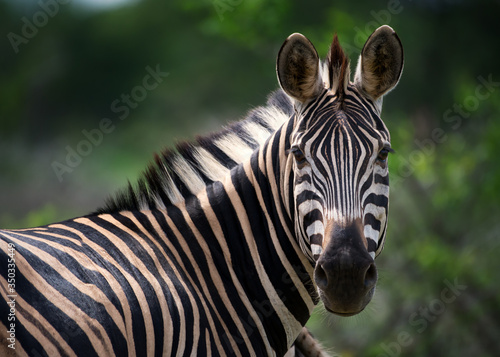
[[314, 219, 377, 316]]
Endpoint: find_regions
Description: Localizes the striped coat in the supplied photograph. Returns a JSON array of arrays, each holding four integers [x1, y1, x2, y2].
[[0, 25, 403, 356]]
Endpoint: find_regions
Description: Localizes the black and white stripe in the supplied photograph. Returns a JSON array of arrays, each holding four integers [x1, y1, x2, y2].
[[0, 25, 403, 356]]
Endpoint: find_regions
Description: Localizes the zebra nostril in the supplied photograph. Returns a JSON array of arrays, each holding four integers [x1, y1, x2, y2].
[[314, 263, 328, 290], [364, 263, 378, 289]]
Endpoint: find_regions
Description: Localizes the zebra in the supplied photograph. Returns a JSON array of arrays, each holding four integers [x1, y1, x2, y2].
[[0, 24, 403, 356]]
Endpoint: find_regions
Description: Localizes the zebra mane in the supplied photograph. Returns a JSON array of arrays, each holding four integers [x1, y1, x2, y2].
[[96, 90, 293, 214], [324, 34, 350, 105]]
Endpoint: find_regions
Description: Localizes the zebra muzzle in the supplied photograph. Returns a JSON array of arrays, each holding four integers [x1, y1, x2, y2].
[[313, 219, 378, 316]]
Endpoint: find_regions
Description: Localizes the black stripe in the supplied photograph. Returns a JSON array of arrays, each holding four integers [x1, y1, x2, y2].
[[310, 234, 323, 246], [374, 173, 389, 185], [367, 238, 378, 252], [360, 174, 375, 201], [364, 213, 381, 231], [304, 209, 324, 226], [363, 193, 389, 209], [296, 190, 323, 206]]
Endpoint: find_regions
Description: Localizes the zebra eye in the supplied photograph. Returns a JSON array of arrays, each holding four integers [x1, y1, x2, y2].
[[377, 146, 394, 163], [290, 146, 307, 166]]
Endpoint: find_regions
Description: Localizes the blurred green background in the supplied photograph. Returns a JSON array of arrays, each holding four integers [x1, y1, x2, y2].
[[1, 0, 500, 355]]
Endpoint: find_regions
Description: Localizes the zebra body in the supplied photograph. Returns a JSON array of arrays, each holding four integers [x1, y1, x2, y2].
[[0, 25, 403, 356], [0, 114, 317, 356]]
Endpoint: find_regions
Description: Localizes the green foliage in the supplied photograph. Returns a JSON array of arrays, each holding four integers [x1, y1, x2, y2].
[[0, 203, 61, 229], [1, 0, 499, 355]]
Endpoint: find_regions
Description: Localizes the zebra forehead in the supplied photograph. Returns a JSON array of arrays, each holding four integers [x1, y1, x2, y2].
[[303, 118, 379, 158], [299, 92, 386, 140]]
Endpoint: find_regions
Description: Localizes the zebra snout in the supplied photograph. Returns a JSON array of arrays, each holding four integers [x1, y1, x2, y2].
[[314, 249, 377, 316]]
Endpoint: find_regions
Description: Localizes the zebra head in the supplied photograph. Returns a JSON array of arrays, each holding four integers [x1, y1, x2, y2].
[[277, 26, 403, 316]]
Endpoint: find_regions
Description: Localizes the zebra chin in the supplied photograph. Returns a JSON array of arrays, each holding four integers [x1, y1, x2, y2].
[[317, 282, 376, 317], [313, 219, 378, 316]]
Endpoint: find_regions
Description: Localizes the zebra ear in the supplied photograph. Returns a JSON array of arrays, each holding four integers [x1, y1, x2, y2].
[[354, 25, 404, 100], [277, 33, 323, 103]]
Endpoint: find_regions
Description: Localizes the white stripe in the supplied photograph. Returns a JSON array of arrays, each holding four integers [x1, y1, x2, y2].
[[159, 163, 184, 204], [311, 244, 323, 257], [215, 133, 254, 163], [364, 224, 380, 245], [192, 147, 230, 181], [306, 220, 324, 237], [243, 121, 273, 145], [171, 156, 206, 194], [255, 105, 289, 130]]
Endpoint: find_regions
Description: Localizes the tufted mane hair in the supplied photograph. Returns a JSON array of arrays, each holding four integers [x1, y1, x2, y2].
[[96, 90, 293, 214], [326, 34, 350, 103]]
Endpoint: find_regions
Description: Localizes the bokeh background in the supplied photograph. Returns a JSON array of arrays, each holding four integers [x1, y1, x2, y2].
[[1, 0, 500, 355]]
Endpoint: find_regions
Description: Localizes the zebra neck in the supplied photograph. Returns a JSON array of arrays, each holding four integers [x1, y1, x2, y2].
[[208, 143, 317, 353]]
